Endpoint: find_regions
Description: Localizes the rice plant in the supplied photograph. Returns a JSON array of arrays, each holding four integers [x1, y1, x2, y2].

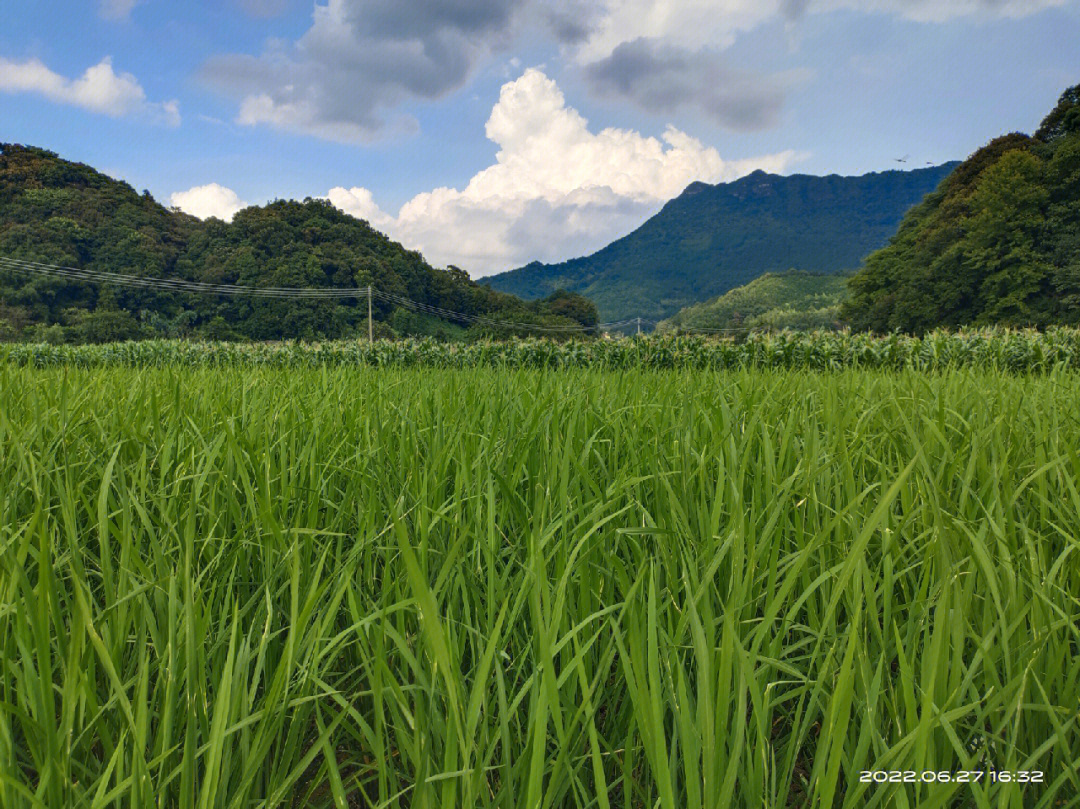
[[0, 364, 1078, 807]]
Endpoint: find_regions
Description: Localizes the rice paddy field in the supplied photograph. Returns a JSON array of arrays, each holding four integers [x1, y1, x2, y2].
[[1, 358, 1079, 807]]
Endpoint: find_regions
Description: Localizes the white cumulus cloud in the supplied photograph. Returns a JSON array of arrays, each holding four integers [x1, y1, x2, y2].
[[170, 184, 249, 221], [329, 69, 800, 275], [0, 56, 180, 125]]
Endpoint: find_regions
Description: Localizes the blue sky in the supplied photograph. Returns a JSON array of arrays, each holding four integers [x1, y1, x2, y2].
[[2, 0, 1078, 276]]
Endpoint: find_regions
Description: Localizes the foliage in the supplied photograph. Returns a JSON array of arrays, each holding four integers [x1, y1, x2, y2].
[[843, 84, 1080, 333], [389, 308, 468, 340], [8, 327, 1080, 372], [486, 164, 956, 322], [658, 269, 848, 333], [0, 145, 597, 342], [463, 290, 600, 341], [2, 363, 1079, 807], [1035, 83, 1080, 143]]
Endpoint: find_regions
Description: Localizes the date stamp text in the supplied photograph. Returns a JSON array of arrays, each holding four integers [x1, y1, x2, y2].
[[859, 770, 1044, 784]]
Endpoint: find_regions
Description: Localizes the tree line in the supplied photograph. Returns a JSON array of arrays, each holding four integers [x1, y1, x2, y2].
[[0, 145, 597, 343]]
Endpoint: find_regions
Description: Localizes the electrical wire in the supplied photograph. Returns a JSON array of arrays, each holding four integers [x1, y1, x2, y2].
[[0, 255, 756, 335], [372, 288, 616, 332], [0, 256, 369, 297]]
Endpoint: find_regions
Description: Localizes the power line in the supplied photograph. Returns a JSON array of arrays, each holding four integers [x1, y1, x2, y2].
[[0, 256, 368, 297], [0, 255, 755, 335], [0, 256, 622, 333], [373, 288, 631, 333]]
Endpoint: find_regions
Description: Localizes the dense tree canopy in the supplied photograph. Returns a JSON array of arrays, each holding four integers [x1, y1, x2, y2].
[[658, 270, 849, 333], [0, 145, 597, 342], [842, 85, 1080, 333]]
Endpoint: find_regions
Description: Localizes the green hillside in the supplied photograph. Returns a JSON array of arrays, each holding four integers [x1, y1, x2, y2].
[[485, 163, 957, 322], [843, 84, 1080, 333], [658, 269, 848, 333], [0, 144, 596, 342]]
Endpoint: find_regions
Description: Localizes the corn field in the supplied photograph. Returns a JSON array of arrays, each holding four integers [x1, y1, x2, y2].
[[6, 327, 1080, 371], [1, 363, 1079, 808]]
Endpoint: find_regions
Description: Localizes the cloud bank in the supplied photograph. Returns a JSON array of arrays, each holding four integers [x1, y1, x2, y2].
[[202, 0, 531, 142], [571, 0, 1069, 63], [568, 0, 1066, 119], [202, 0, 1065, 143], [582, 40, 807, 131], [0, 56, 179, 125], [329, 69, 800, 274]]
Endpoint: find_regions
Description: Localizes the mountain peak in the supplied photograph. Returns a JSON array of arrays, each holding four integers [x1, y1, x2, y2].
[[681, 168, 775, 198], [680, 181, 711, 196], [486, 163, 958, 322]]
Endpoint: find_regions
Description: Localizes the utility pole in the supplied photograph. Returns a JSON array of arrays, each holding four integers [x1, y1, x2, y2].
[[636, 316, 641, 336], [368, 285, 374, 342]]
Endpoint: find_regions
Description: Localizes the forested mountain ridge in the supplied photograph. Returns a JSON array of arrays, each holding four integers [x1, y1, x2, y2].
[[658, 269, 849, 333], [842, 84, 1080, 333], [485, 162, 958, 323], [0, 144, 596, 342]]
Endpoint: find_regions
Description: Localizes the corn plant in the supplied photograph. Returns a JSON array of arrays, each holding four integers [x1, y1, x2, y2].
[[6, 328, 1080, 371]]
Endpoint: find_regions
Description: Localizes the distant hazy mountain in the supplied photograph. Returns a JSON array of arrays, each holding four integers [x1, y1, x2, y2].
[[485, 163, 958, 323]]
